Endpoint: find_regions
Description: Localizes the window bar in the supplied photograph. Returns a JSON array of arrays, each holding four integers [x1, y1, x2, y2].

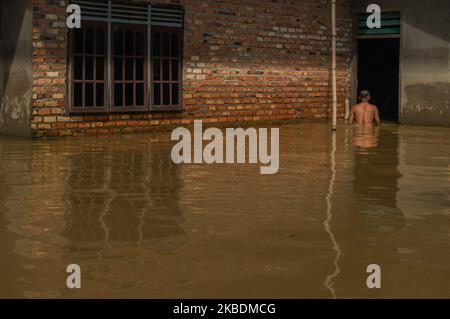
[[82, 28, 85, 108], [107, 0, 112, 111], [122, 29, 125, 107], [93, 29, 97, 107], [147, 4, 152, 110], [133, 30, 136, 107], [169, 32, 173, 106], [159, 34, 163, 107]]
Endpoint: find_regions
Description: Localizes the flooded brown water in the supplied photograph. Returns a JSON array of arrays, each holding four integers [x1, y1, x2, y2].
[[0, 123, 449, 299]]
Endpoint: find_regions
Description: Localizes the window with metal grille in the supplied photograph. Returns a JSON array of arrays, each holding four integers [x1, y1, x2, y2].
[[152, 27, 182, 110], [112, 24, 147, 111], [71, 22, 107, 112], [69, 0, 184, 113]]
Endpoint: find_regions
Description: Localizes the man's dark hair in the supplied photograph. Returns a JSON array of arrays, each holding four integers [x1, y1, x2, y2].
[[359, 89, 371, 100]]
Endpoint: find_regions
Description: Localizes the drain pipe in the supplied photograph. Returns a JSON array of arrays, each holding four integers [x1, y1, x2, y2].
[[331, 0, 337, 131]]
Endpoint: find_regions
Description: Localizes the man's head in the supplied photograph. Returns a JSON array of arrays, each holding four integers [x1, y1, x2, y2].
[[359, 89, 371, 102]]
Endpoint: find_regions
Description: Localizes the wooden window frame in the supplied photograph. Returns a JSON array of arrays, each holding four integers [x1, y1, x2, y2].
[[69, 21, 108, 114]]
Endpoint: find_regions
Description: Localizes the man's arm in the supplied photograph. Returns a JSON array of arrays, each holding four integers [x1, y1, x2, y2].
[[348, 107, 354, 124], [374, 106, 381, 125]]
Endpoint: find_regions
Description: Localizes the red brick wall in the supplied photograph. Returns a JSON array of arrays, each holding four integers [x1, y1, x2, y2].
[[31, 0, 353, 137]]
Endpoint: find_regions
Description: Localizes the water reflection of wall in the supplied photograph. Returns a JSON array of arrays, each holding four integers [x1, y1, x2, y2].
[[0, 137, 68, 297], [0, 134, 186, 297], [0, 138, 29, 297], [396, 126, 450, 218], [352, 125, 406, 232], [62, 135, 186, 256]]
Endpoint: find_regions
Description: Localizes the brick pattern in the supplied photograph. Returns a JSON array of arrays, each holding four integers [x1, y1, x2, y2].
[[31, 0, 353, 137]]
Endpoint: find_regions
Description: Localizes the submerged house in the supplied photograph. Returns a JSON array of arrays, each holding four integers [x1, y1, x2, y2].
[[0, 0, 448, 137]]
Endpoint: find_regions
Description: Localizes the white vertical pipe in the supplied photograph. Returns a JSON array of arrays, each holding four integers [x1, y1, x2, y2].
[[331, 0, 337, 131]]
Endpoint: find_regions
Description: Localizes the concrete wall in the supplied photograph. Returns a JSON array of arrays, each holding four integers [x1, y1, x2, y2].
[[353, 0, 450, 126], [0, 0, 33, 137]]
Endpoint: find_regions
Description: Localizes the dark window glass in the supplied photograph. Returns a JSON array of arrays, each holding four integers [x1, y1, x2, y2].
[[136, 84, 144, 106], [136, 31, 144, 56], [85, 83, 94, 107], [114, 30, 123, 55], [74, 29, 83, 54], [86, 29, 94, 54], [163, 83, 170, 105], [153, 59, 160, 81], [74, 83, 83, 107], [125, 30, 134, 55], [136, 59, 144, 81], [154, 83, 161, 105], [85, 57, 94, 80], [125, 83, 134, 106], [96, 30, 105, 54], [114, 83, 123, 106], [172, 83, 179, 105], [96, 58, 104, 80], [171, 60, 178, 81], [153, 33, 161, 56], [162, 33, 170, 56], [74, 56, 83, 80], [163, 60, 170, 81], [114, 58, 122, 80], [96, 84, 104, 106], [171, 33, 179, 57], [125, 58, 133, 81]]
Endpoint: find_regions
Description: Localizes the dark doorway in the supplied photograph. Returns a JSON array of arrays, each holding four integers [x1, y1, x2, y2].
[[358, 39, 400, 121]]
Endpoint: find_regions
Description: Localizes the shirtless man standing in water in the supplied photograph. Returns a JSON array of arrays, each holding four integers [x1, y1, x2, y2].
[[349, 90, 381, 126]]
